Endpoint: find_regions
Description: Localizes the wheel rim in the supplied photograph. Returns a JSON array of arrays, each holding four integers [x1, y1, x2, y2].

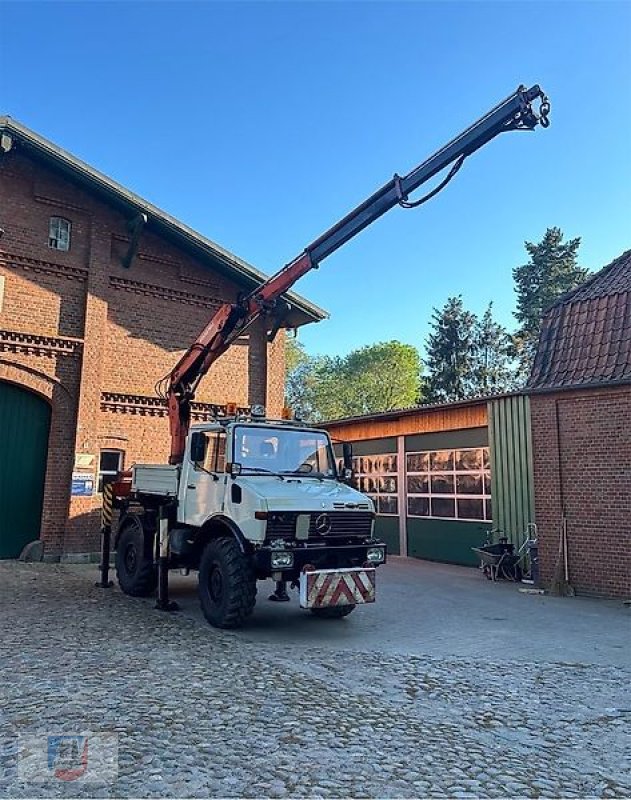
[[209, 562, 223, 603], [124, 543, 137, 574]]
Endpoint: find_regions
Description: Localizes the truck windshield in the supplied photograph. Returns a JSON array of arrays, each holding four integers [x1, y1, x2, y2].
[[233, 426, 336, 478]]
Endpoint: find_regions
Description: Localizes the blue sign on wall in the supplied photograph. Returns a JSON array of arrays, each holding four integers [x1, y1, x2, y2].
[[71, 472, 94, 497]]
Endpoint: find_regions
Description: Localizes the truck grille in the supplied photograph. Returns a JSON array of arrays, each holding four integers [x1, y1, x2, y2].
[[266, 511, 373, 541]]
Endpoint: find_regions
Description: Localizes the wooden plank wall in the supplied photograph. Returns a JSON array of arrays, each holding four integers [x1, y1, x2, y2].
[[324, 402, 488, 442]]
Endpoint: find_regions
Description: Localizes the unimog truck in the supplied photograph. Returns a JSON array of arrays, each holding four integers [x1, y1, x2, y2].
[[113, 413, 384, 627], [100, 84, 550, 628]]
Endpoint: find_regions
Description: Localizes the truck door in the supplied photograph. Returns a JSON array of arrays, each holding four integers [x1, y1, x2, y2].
[[182, 430, 227, 527]]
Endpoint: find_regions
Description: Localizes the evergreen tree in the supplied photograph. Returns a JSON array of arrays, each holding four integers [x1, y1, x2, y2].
[[473, 303, 515, 394], [513, 227, 588, 379], [425, 296, 477, 402]]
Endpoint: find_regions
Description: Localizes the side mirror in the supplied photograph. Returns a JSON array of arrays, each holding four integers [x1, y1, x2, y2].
[[342, 442, 353, 470], [341, 466, 353, 484], [341, 442, 354, 485], [227, 462, 242, 478], [190, 432, 207, 463]]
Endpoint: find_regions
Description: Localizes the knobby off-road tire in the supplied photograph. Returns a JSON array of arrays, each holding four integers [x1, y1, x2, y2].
[[310, 605, 356, 619], [115, 517, 157, 597], [198, 537, 257, 629]]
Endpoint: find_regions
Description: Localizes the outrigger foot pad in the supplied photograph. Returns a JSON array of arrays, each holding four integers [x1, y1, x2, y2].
[[155, 600, 179, 612], [269, 591, 290, 602]]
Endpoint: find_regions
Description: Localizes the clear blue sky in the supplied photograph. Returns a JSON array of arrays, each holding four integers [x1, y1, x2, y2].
[[2, 1, 630, 358]]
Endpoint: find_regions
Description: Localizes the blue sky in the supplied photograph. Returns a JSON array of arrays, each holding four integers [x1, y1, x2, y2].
[[1, 1, 630, 358]]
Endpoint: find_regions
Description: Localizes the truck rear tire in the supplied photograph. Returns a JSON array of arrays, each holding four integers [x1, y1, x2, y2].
[[115, 517, 157, 597], [198, 537, 257, 629], [311, 605, 355, 619]]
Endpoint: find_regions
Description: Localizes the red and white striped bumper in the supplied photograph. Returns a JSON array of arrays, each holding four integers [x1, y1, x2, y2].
[[299, 567, 376, 609]]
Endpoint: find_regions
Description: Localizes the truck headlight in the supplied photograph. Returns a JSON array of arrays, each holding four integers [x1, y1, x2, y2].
[[366, 547, 385, 563], [270, 551, 294, 569]]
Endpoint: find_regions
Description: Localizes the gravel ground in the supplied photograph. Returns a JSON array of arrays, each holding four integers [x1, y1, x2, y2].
[[0, 561, 629, 799]]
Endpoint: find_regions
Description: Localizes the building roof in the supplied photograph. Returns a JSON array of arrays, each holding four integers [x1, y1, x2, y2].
[[0, 116, 327, 328], [528, 249, 631, 391], [322, 394, 495, 428], [320, 394, 505, 442]]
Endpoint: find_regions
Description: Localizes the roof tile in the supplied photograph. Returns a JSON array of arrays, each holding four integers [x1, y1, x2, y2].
[[528, 251, 631, 390]]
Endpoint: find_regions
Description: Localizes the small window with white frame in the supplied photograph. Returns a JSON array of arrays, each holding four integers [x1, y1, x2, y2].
[[98, 449, 124, 492], [48, 217, 71, 251]]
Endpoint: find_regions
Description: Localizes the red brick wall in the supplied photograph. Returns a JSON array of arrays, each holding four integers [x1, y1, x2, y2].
[[530, 386, 631, 598], [0, 150, 287, 556]]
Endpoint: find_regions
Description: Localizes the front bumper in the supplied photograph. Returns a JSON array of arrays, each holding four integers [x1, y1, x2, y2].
[[299, 566, 376, 608], [253, 541, 386, 578]]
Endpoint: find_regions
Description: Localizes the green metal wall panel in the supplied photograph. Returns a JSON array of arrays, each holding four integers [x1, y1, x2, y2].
[[375, 516, 400, 556], [407, 518, 490, 566], [334, 437, 397, 457], [0, 382, 51, 558], [487, 394, 535, 549], [405, 427, 488, 452]]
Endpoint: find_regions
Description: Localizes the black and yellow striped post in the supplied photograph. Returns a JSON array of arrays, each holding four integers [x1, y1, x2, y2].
[[96, 482, 114, 588]]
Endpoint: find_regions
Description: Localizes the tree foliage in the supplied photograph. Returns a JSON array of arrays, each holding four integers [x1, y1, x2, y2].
[[285, 340, 421, 422], [284, 338, 316, 421], [513, 227, 588, 379], [424, 296, 477, 401], [473, 303, 515, 394], [425, 298, 516, 401]]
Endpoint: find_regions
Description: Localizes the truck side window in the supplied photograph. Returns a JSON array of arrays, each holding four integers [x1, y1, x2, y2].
[[215, 434, 226, 473], [199, 433, 226, 473]]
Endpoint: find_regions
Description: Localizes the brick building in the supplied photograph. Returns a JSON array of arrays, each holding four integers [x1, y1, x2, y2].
[[528, 249, 630, 597], [0, 117, 324, 560]]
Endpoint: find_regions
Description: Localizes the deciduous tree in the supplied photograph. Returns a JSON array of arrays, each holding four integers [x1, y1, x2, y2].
[[284, 337, 316, 420], [285, 340, 421, 421]]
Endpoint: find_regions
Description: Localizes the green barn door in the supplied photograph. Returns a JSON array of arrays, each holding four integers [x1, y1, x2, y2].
[[0, 382, 51, 558]]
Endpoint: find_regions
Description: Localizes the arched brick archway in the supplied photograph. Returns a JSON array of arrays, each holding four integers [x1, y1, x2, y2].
[[0, 361, 77, 558]]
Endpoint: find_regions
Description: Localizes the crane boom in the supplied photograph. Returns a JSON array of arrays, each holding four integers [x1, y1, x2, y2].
[[165, 84, 550, 464]]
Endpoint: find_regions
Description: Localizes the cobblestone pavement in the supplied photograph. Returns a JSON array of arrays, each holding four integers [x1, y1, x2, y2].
[[1, 561, 629, 799]]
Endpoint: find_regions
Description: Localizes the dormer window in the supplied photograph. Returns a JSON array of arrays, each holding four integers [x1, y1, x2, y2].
[[48, 217, 71, 251]]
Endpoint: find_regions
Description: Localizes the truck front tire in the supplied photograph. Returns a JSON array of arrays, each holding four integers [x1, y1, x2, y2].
[[198, 537, 257, 629], [115, 517, 157, 597]]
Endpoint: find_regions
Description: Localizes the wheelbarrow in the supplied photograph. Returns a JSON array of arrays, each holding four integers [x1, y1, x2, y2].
[[472, 537, 523, 582]]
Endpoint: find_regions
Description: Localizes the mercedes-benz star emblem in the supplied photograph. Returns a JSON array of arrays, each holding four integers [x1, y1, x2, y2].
[[314, 513, 332, 534]]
